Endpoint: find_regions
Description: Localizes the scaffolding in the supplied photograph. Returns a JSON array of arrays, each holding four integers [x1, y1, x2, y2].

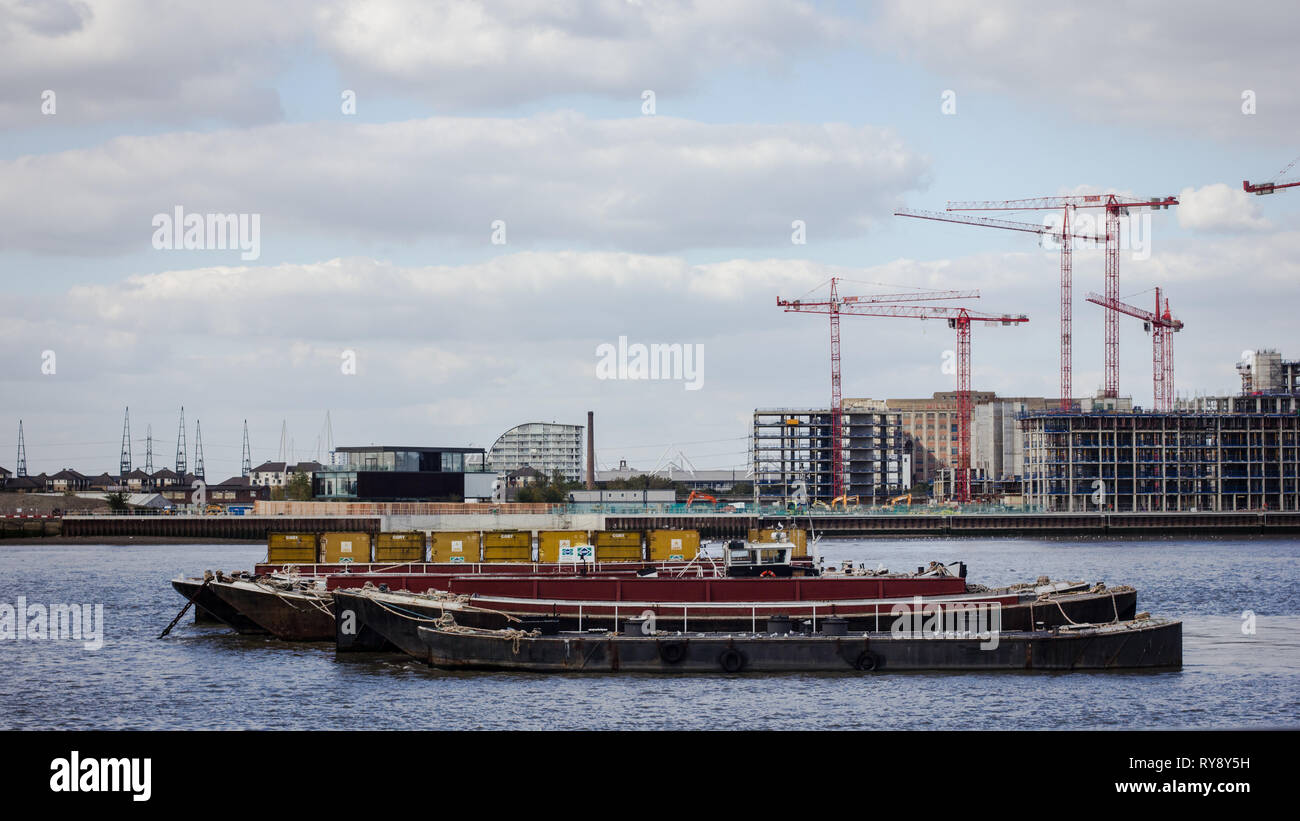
[[752, 408, 907, 505], [1022, 398, 1300, 512]]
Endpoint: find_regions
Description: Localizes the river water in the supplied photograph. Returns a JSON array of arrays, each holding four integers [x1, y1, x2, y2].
[[1, 537, 1297, 730]]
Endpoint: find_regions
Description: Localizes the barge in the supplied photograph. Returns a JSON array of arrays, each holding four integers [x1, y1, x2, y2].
[[416, 617, 1182, 673], [170, 576, 268, 634], [333, 581, 1134, 659]]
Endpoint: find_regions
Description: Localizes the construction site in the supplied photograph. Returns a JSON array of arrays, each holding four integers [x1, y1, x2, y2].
[[757, 181, 1300, 512]]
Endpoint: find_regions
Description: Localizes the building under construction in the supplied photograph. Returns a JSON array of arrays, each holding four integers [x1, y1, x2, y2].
[[1022, 393, 1300, 512], [752, 402, 909, 504]]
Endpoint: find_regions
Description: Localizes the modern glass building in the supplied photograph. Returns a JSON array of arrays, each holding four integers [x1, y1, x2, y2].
[[486, 422, 584, 483], [314, 446, 491, 501]]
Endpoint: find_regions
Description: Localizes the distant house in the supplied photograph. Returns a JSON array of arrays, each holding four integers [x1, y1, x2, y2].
[[124, 469, 153, 491], [250, 461, 288, 488], [5, 475, 43, 493], [49, 469, 90, 491], [289, 461, 323, 480], [507, 466, 545, 487], [87, 473, 120, 491], [0, 466, 10, 487], [159, 476, 267, 506], [151, 468, 180, 487]]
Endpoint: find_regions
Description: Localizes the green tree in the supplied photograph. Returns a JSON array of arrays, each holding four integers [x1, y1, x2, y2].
[[105, 491, 130, 513], [284, 473, 313, 501]]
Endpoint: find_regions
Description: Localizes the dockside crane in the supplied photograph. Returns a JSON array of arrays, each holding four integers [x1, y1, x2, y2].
[[895, 207, 1105, 411], [945, 193, 1178, 400], [775, 278, 977, 499], [778, 286, 1028, 503], [1085, 288, 1183, 411]]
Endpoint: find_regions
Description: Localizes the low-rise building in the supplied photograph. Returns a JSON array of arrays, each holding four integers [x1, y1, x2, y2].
[[314, 446, 493, 501]]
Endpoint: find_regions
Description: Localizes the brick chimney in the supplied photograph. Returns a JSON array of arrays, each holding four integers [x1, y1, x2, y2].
[[586, 410, 595, 490]]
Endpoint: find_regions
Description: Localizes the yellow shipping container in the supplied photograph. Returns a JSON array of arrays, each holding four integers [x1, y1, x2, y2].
[[595, 530, 642, 547], [537, 530, 589, 563], [482, 531, 529, 547], [321, 532, 372, 563], [267, 532, 318, 564], [430, 531, 481, 563], [595, 543, 642, 562], [374, 531, 426, 562], [482, 545, 531, 562], [646, 529, 700, 561], [748, 528, 808, 557], [594, 530, 643, 562]]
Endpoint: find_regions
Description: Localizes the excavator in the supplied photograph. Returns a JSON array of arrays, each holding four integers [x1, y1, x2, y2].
[[890, 494, 914, 506], [831, 494, 859, 510], [685, 490, 720, 507]]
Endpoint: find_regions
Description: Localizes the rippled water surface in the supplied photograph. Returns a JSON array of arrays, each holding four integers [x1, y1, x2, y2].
[[2, 537, 1297, 730]]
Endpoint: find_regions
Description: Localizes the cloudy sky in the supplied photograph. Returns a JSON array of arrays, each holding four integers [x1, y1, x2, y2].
[[3, 0, 1299, 479]]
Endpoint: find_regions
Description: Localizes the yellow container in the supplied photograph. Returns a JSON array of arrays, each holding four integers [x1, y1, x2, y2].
[[483, 531, 530, 547], [482, 544, 531, 562], [748, 528, 808, 557], [430, 531, 481, 563], [267, 532, 318, 564], [594, 530, 643, 562], [482, 531, 530, 561], [321, 532, 372, 563], [537, 530, 589, 563], [647, 529, 699, 561], [374, 531, 426, 562], [595, 530, 642, 547]]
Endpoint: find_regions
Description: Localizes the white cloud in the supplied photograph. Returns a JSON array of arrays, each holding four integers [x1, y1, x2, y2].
[[0, 0, 850, 129], [0, 0, 306, 129], [871, 0, 1300, 138], [1177, 183, 1272, 232], [314, 0, 850, 108], [0, 113, 928, 255]]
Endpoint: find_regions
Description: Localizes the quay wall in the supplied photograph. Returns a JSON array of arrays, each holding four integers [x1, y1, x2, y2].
[[29, 510, 1300, 541]]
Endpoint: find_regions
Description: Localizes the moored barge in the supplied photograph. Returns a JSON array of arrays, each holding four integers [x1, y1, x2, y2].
[[416, 617, 1182, 673]]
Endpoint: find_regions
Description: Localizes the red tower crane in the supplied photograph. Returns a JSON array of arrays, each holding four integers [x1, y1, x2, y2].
[[1085, 288, 1183, 411], [895, 207, 1105, 411], [777, 279, 977, 499], [945, 193, 1178, 400], [1244, 155, 1300, 195], [778, 287, 1028, 503]]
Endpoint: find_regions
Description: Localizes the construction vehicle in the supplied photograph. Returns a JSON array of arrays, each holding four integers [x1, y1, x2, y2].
[[831, 494, 859, 510], [811, 500, 831, 510], [889, 494, 913, 506], [686, 491, 719, 507]]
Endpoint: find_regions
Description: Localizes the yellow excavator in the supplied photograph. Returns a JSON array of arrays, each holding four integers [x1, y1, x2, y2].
[[890, 494, 913, 506], [831, 494, 859, 510]]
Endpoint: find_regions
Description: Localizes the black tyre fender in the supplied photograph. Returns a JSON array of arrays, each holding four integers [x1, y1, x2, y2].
[[855, 650, 879, 672], [719, 648, 745, 673], [659, 641, 687, 664]]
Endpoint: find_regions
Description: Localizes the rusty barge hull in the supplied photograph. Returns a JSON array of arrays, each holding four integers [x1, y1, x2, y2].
[[417, 619, 1182, 673], [208, 581, 335, 641], [335, 585, 1134, 660], [333, 589, 521, 654], [171, 578, 268, 634]]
